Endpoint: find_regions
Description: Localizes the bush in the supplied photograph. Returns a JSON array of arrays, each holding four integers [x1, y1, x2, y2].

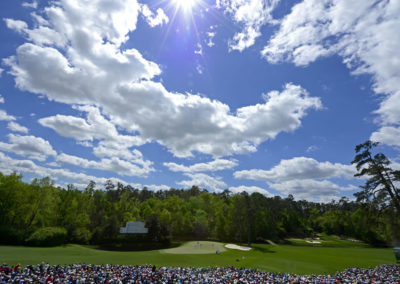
[[0, 226, 24, 245], [26, 227, 67, 247], [70, 227, 92, 244]]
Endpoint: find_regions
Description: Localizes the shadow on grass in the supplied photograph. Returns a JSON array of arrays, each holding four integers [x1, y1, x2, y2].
[[252, 246, 276, 254], [95, 242, 182, 252]]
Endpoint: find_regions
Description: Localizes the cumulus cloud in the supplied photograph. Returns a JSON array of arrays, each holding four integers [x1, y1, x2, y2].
[[235, 157, 357, 201], [4, 0, 320, 159], [22, 1, 38, 9], [145, 184, 171, 191], [229, 185, 272, 196], [262, 0, 400, 146], [0, 95, 4, 104], [38, 105, 143, 143], [217, 0, 280, 51], [164, 159, 238, 173], [56, 152, 154, 177], [39, 105, 147, 161], [39, 114, 97, 141], [0, 110, 16, 121], [4, 18, 65, 47], [177, 173, 227, 192], [4, 19, 28, 33], [0, 152, 137, 188], [0, 134, 56, 161], [270, 180, 357, 202], [7, 122, 29, 133], [371, 127, 400, 148], [235, 157, 355, 182], [140, 4, 169, 27]]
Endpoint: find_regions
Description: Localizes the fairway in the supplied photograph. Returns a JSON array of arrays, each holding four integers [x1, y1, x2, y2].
[[162, 241, 226, 254], [0, 244, 396, 275]]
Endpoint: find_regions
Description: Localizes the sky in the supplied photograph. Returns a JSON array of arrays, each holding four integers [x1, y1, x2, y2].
[[0, 0, 399, 202]]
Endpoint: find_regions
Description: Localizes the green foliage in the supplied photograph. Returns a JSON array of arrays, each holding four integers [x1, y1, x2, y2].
[[25, 227, 67, 247], [146, 214, 171, 245], [352, 140, 400, 211], [0, 170, 397, 246]]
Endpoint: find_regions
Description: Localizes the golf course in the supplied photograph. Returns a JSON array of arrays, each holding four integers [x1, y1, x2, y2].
[[0, 241, 396, 275]]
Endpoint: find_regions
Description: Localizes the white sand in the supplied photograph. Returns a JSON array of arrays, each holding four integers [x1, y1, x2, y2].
[[306, 240, 321, 244], [225, 244, 252, 251]]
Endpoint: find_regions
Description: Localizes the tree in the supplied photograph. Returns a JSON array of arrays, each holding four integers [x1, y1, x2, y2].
[[352, 140, 400, 211], [146, 214, 170, 244]]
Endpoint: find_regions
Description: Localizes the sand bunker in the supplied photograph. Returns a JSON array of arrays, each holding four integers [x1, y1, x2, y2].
[[306, 240, 321, 244], [162, 241, 226, 254], [225, 244, 252, 251]]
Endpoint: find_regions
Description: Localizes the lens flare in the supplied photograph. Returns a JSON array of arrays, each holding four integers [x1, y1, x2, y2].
[[174, 0, 198, 12]]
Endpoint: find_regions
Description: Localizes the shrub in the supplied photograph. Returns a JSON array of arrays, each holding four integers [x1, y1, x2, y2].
[[26, 227, 67, 247], [0, 226, 23, 245], [70, 227, 92, 244]]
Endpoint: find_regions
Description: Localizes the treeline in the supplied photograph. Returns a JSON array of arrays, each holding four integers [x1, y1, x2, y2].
[[0, 172, 399, 247]]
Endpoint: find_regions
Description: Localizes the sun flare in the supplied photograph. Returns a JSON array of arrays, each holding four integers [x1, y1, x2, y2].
[[174, 0, 198, 12]]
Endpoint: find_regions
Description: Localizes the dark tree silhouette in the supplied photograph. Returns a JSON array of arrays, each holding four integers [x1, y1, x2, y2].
[[352, 140, 400, 211]]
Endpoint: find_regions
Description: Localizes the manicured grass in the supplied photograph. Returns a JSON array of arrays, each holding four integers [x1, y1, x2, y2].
[[0, 243, 396, 275], [286, 234, 369, 247]]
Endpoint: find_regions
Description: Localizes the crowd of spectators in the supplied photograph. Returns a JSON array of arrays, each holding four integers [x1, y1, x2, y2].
[[1, 263, 399, 283]]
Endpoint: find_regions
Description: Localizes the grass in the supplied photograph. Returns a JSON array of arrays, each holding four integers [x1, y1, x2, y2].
[[286, 234, 369, 247], [0, 242, 397, 275]]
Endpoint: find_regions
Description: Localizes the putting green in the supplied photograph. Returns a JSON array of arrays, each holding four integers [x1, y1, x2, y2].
[[162, 241, 226, 254]]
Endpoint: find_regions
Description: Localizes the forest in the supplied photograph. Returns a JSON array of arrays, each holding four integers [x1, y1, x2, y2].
[[0, 170, 399, 248]]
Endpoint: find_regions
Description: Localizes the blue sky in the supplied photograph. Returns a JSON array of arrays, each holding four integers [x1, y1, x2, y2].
[[0, 0, 399, 202]]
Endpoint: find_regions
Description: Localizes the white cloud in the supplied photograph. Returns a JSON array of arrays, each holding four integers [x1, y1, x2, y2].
[[39, 114, 95, 141], [196, 64, 204, 74], [39, 105, 132, 142], [0, 152, 136, 188], [140, 4, 169, 27], [4, 18, 28, 33], [0, 95, 4, 104], [4, 0, 320, 158], [262, 0, 400, 145], [235, 157, 358, 202], [22, 1, 38, 9], [145, 184, 171, 191], [93, 141, 147, 161], [206, 31, 216, 47], [0, 134, 56, 161], [371, 127, 400, 148], [195, 43, 203, 55], [234, 157, 355, 182], [229, 185, 272, 196], [7, 122, 29, 133], [39, 106, 147, 161], [217, 0, 280, 51], [0, 110, 16, 121], [164, 159, 238, 173], [177, 173, 227, 192], [0, 68, 3, 77], [77, 141, 93, 147], [4, 18, 66, 47], [56, 153, 154, 177], [269, 179, 357, 202], [306, 145, 319, 153]]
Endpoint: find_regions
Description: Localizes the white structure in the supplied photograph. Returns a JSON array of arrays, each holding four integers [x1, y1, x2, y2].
[[120, 221, 148, 234]]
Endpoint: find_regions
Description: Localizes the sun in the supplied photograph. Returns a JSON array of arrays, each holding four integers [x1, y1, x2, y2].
[[173, 0, 198, 12]]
